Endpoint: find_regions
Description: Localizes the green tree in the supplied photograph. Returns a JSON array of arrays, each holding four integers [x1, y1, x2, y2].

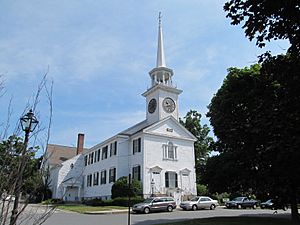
[[207, 56, 300, 222], [111, 176, 142, 199], [224, 0, 300, 57], [180, 110, 214, 183], [0, 136, 46, 203]]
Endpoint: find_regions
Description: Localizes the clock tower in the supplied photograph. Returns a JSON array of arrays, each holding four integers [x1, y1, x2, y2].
[[142, 13, 182, 125]]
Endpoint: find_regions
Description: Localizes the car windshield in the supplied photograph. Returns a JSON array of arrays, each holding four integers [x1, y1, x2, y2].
[[233, 197, 244, 201], [190, 197, 199, 201], [143, 198, 154, 203]]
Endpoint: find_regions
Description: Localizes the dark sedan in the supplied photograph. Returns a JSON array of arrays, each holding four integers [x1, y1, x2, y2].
[[260, 199, 288, 211], [225, 197, 259, 209]]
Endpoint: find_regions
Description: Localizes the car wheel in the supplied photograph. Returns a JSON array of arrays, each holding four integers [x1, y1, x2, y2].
[[192, 205, 198, 211], [253, 204, 257, 209], [210, 204, 216, 210], [167, 206, 173, 212], [143, 207, 150, 214], [237, 204, 242, 209]]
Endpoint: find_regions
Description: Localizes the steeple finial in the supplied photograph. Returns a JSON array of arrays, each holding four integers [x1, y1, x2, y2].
[[158, 12, 162, 27], [156, 12, 166, 68]]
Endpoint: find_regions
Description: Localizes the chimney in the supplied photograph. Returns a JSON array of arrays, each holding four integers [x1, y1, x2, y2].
[[76, 133, 84, 155]]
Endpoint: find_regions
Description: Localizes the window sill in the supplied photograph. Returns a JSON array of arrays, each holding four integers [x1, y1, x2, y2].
[[163, 158, 178, 161]]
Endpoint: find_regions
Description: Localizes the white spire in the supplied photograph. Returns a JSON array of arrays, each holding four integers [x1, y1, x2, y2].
[[156, 12, 166, 68]]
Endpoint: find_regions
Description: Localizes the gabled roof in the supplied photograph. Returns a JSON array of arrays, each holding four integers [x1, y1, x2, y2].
[[118, 119, 150, 136], [46, 144, 77, 167], [143, 116, 197, 141]]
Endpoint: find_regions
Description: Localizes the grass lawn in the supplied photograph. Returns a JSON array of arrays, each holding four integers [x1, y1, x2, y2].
[[159, 217, 296, 225], [56, 205, 127, 213]]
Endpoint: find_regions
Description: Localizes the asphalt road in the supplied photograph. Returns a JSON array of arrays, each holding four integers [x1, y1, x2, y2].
[[40, 207, 291, 225]]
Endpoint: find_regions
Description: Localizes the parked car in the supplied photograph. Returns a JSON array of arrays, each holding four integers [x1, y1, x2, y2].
[[260, 199, 288, 211], [225, 197, 258, 209], [132, 197, 176, 214], [180, 196, 219, 211]]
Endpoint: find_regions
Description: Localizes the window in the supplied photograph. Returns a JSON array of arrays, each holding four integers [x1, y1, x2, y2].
[[87, 174, 92, 187], [101, 170, 107, 185], [163, 142, 177, 160], [88, 154, 91, 165], [84, 155, 88, 166], [90, 152, 94, 164], [165, 172, 178, 188], [94, 151, 98, 163], [93, 172, 99, 186], [110, 141, 117, 156], [133, 138, 141, 154], [132, 165, 141, 181], [102, 146, 108, 160], [109, 168, 116, 183], [97, 149, 101, 161]]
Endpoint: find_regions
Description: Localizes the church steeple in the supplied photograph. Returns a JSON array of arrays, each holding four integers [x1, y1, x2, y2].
[[156, 12, 166, 68], [149, 12, 174, 88], [142, 13, 182, 124]]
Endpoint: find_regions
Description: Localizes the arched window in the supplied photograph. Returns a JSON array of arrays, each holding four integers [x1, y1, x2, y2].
[[163, 142, 177, 160]]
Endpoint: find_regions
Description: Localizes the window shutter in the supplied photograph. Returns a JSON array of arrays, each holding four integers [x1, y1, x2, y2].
[[138, 138, 141, 152], [138, 165, 141, 181], [110, 143, 112, 157], [165, 172, 169, 187], [133, 140, 135, 154], [175, 173, 178, 188], [132, 167, 135, 179]]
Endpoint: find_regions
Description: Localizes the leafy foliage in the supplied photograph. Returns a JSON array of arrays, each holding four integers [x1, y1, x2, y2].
[[0, 136, 48, 203], [180, 110, 214, 183], [111, 176, 142, 199], [206, 56, 300, 221], [84, 196, 144, 207], [224, 0, 300, 57], [196, 184, 208, 196]]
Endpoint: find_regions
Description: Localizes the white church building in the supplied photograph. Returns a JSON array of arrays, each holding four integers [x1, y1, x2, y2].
[[45, 17, 197, 203]]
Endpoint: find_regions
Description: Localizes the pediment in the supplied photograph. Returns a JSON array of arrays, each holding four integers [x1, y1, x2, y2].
[[149, 166, 163, 172], [143, 116, 196, 141], [180, 168, 191, 174]]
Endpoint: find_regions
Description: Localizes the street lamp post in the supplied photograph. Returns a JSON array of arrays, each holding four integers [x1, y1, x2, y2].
[[10, 109, 38, 225], [127, 173, 131, 225], [151, 179, 155, 197]]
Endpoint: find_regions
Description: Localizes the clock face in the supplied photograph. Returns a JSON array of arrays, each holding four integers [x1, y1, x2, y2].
[[148, 98, 157, 114], [162, 97, 176, 113]]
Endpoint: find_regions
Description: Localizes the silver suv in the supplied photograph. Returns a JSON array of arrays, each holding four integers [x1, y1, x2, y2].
[[132, 197, 176, 214]]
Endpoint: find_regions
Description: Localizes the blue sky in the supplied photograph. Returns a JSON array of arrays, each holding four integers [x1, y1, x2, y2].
[[0, 1, 289, 151]]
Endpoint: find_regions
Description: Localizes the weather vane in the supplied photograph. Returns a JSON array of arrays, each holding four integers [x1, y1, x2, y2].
[[158, 12, 162, 26]]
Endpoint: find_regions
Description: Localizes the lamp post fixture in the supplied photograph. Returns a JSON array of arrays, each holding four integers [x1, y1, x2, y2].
[[151, 179, 155, 197], [10, 109, 38, 225]]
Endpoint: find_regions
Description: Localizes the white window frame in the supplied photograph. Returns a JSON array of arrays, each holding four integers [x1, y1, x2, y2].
[[162, 142, 177, 160], [133, 138, 141, 154]]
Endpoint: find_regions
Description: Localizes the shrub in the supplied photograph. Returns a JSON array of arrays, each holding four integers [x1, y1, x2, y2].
[[197, 184, 209, 196], [112, 197, 144, 207], [83, 197, 144, 207], [41, 198, 64, 205], [111, 176, 142, 199], [211, 192, 230, 204]]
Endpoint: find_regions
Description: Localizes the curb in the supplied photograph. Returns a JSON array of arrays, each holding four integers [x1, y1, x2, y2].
[[83, 210, 129, 215]]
